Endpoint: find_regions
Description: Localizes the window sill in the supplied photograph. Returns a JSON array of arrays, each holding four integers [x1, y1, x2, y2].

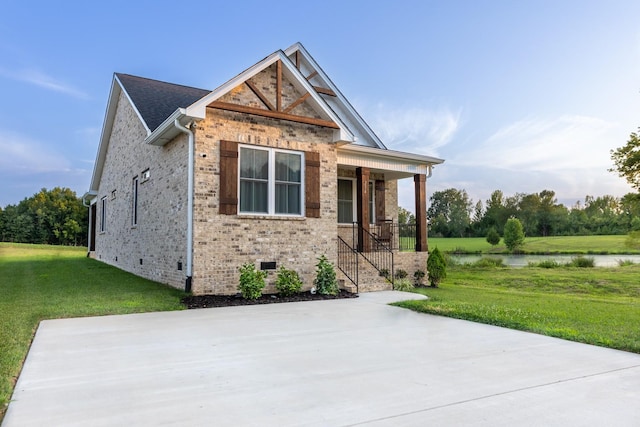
[[237, 214, 306, 221]]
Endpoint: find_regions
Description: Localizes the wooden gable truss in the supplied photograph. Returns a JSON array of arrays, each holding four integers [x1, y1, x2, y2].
[[208, 59, 339, 129]]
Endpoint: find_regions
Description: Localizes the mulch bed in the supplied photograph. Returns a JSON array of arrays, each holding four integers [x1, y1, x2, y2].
[[181, 290, 358, 309]]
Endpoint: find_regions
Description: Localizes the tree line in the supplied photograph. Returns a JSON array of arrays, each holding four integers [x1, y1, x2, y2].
[[0, 187, 88, 246], [421, 188, 640, 238]]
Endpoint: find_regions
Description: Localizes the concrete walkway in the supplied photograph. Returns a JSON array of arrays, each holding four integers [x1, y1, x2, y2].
[[3, 291, 640, 426]]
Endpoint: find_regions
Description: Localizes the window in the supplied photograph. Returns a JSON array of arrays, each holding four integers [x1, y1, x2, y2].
[[100, 196, 107, 232], [141, 168, 150, 182], [132, 176, 139, 226], [239, 146, 303, 215], [338, 179, 354, 223], [337, 178, 375, 224]]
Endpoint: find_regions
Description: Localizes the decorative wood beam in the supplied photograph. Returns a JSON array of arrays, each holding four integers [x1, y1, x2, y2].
[[295, 51, 301, 70], [208, 101, 340, 129], [245, 80, 275, 111], [283, 93, 311, 114], [276, 60, 282, 111], [314, 86, 336, 97], [356, 167, 371, 253], [306, 70, 318, 81], [414, 174, 428, 252]]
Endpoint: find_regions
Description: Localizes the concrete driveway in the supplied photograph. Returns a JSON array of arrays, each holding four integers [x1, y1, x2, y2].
[[3, 291, 640, 426]]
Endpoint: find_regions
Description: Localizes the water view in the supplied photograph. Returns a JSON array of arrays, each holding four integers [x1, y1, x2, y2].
[[450, 254, 640, 267]]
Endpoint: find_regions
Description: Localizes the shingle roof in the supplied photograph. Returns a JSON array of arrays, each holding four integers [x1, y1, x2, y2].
[[115, 73, 211, 132]]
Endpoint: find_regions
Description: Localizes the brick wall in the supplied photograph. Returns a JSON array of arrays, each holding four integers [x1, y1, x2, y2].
[[94, 91, 188, 290], [191, 103, 338, 294]]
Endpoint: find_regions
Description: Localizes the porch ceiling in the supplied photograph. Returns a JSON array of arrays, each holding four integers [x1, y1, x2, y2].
[[336, 144, 444, 179]]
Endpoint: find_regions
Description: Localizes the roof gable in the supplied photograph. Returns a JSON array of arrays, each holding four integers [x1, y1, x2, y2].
[[284, 43, 387, 150], [181, 50, 354, 144]]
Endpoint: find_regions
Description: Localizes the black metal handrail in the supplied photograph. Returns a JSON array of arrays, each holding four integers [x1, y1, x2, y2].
[[337, 236, 358, 293], [368, 222, 417, 252], [355, 224, 394, 286]]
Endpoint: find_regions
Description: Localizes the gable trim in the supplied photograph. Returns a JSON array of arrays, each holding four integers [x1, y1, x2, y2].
[[284, 43, 387, 150], [183, 50, 355, 143]]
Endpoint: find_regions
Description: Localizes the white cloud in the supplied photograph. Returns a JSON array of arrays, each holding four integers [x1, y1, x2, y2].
[[0, 130, 70, 173], [367, 104, 461, 156], [454, 115, 616, 172], [0, 67, 88, 99]]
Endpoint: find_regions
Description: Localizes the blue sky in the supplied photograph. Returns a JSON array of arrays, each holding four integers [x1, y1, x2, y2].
[[1, 0, 639, 211]]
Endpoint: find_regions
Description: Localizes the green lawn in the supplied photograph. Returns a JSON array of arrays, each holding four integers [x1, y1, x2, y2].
[[395, 263, 640, 353], [0, 243, 185, 418], [428, 235, 639, 254]]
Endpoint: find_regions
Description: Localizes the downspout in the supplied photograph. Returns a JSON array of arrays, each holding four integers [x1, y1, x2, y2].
[[174, 119, 195, 293]]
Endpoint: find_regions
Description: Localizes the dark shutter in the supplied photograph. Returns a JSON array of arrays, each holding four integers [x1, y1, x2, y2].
[[305, 151, 321, 218], [219, 140, 238, 215]]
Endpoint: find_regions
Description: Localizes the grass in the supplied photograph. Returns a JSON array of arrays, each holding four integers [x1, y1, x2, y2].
[[395, 263, 640, 353], [428, 235, 639, 254], [0, 243, 185, 418]]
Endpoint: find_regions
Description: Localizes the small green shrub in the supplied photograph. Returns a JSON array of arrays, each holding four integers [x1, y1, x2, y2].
[[618, 259, 636, 267], [471, 257, 505, 268], [314, 254, 339, 296], [503, 218, 525, 252], [275, 266, 303, 297], [394, 269, 408, 279], [378, 268, 390, 279], [427, 247, 447, 287], [486, 227, 501, 246], [394, 278, 414, 292], [567, 256, 595, 268], [238, 263, 266, 300], [413, 269, 426, 286]]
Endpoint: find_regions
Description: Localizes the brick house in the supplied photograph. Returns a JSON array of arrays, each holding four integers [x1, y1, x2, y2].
[[83, 43, 444, 295]]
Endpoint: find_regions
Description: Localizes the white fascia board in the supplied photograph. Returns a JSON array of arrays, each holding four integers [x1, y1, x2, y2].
[[88, 77, 121, 192], [185, 50, 354, 143], [338, 143, 445, 165], [284, 43, 387, 149]]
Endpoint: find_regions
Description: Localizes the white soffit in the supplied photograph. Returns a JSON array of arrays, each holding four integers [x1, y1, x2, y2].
[[337, 144, 444, 176]]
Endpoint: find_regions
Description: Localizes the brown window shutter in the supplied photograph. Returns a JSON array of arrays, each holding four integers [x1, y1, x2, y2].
[[219, 140, 238, 215], [305, 151, 321, 218]]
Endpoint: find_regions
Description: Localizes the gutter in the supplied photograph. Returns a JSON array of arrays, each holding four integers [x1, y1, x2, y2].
[[174, 119, 195, 293]]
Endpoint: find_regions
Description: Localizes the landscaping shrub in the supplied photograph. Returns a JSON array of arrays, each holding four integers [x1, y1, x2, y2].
[[567, 256, 595, 268], [314, 254, 339, 296], [486, 227, 501, 246], [238, 263, 266, 300], [427, 247, 447, 287], [618, 259, 636, 267], [379, 268, 390, 279], [393, 278, 414, 292], [394, 269, 408, 279], [275, 266, 303, 297]]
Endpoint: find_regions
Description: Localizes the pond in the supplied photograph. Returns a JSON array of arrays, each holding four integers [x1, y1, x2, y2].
[[449, 254, 640, 267]]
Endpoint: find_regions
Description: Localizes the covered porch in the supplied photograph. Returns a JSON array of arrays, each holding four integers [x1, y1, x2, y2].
[[336, 143, 444, 252], [335, 144, 444, 292]]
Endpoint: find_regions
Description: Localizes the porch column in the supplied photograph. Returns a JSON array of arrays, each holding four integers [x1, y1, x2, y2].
[[414, 174, 427, 252], [356, 167, 370, 252]]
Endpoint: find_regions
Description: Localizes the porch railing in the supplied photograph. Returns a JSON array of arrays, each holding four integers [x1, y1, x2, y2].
[[368, 222, 417, 252], [355, 224, 394, 284], [337, 236, 358, 293]]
